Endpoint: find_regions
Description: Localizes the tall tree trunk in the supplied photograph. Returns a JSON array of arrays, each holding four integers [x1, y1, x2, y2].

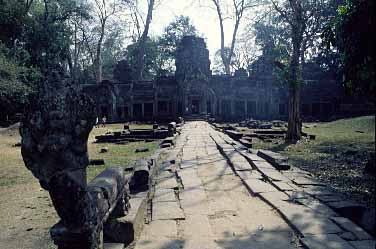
[[134, 0, 154, 81], [212, 0, 230, 75], [286, 0, 303, 141], [94, 22, 106, 83]]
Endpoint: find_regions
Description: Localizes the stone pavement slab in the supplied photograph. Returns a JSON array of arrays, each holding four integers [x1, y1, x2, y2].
[[272, 181, 297, 191], [153, 189, 177, 203], [180, 188, 209, 215], [330, 217, 372, 240], [300, 234, 354, 249], [134, 122, 361, 249], [296, 198, 338, 217], [153, 201, 185, 220], [259, 168, 291, 182], [243, 179, 279, 194], [181, 214, 214, 238], [141, 220, 177, 238], [236, 170, 263, 180], [156, 177, 178, 189], [232, 161, 253, 171], [182, 238, 220, 249], [349, 240, 376, 249], [277, 203, 342, 235], [135, 239, 183, 249], [240, 151, 267, 162], [252, 160, 276, 170], [215, 231, 298, 249]]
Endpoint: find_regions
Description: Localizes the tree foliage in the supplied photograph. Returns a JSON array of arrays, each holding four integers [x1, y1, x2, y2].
[[0, 42, 41, 119], [324, 0, 375, 98], [158, 15, 198, 73]]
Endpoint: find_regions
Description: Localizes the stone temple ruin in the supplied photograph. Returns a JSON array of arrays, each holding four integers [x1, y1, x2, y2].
[[83, 35, 372, 123]]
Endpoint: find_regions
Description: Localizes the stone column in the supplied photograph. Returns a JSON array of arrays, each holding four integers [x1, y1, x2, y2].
[[130, 83, 134, 120], [219, 99, 222, 116], [245, 101, 248, 118], [231, 99, 235, 116]]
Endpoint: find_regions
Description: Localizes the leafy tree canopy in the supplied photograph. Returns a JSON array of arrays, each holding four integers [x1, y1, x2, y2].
[[324, 0, 375, 97]]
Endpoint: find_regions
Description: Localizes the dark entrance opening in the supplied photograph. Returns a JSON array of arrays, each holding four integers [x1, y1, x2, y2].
[[124, 106, 129, 119], [178, 102, 183, 116], [101, 106, 108, 118], [133, 104, 142, 119], [207, 101, 212, 114], [192, 100, 200, 114], [144, 103, 153, 117]]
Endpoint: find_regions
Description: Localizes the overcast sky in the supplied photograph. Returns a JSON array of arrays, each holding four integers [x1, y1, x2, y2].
[[146, 0, 241, 59]]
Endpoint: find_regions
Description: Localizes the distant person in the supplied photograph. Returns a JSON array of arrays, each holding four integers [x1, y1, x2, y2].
[[95, 117, 99, 128], [102, 116, 107, 127]]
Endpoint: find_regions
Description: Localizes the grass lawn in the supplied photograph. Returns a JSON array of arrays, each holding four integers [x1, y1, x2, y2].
[[253, 116, 375, 207], [87, 124, 158, 181]]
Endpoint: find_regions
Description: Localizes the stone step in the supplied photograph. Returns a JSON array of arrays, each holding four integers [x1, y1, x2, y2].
[[104, 243, 124, 249]]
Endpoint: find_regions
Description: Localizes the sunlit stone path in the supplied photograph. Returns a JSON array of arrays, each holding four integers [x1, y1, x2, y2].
[[134, 121, 301, 249]]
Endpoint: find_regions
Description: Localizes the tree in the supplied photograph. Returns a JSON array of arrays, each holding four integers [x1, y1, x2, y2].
[[125, 37, 160, 80], [212, 47, 236, 74], [130, 0, 156, 80], [208, 0, 263, 75], [0, 42, 41, 121], [324, 0, 375, 98], [157, 15, 198, 74], [271, 0, 333, 141], [91, 0, 129, 83]]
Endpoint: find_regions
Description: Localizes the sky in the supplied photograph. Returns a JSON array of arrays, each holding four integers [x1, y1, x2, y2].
[[146, 0, 241, 60]]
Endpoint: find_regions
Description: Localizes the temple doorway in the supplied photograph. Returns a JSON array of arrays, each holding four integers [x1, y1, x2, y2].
[[192, 99, 200, 114]]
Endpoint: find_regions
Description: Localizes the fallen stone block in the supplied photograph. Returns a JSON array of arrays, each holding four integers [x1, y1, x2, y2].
[[257, 149, 290, 170], [160, 143, 171, 148], [225, 130, 243, 140], [104, 243, 124, 249], [89, 159, 105, 165], [292, 176, 326, 186], [129, 161, 150, 193], [135, 147, 150, 153], [239, 139, 252, 148], [100, 147, 109, 153]]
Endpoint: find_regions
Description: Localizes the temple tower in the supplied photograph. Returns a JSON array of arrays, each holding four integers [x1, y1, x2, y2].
[[175, 36, 216, 116]]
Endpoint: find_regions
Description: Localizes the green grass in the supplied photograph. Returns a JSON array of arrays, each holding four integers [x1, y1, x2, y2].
[[253, 116, 375, 206], [87, 140, 158, 182], [0, 124, 159, 186]]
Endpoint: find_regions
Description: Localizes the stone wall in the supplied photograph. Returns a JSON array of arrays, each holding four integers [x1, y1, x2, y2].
[[82, 36, 373, 122]]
